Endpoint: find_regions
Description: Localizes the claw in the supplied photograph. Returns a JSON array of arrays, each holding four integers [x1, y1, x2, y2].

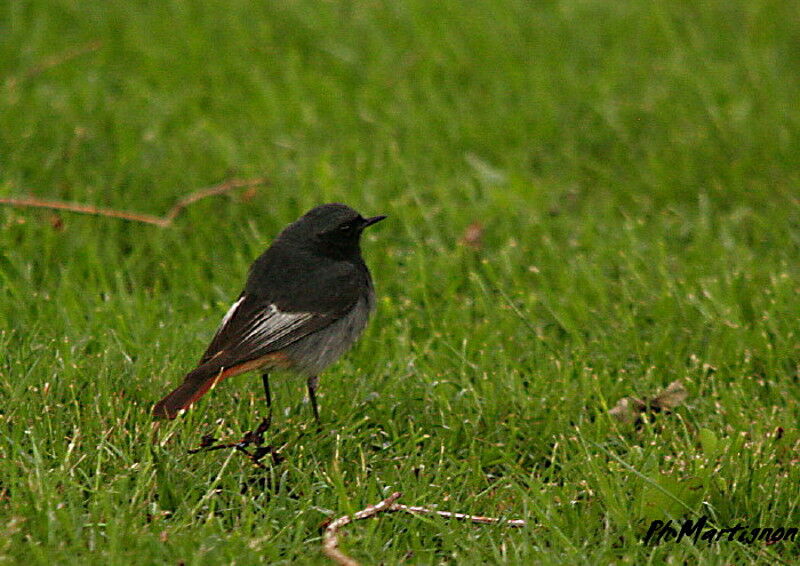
[[188, 415, 273, 466]]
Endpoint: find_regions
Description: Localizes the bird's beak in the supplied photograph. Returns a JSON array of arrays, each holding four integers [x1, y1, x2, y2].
[[362, 215, 387, 228]]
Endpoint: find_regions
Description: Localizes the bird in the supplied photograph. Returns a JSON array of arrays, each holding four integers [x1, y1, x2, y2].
[[152, 203, 385, 425]]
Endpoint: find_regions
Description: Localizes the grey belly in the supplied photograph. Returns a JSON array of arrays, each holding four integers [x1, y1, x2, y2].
[[283, 293, 374, 376]]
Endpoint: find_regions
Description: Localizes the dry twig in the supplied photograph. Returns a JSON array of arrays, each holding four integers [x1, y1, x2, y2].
[[322, 492, 526, 566], [0, 177, 268, 227], [17, 41, 103, 80], [323, 492, 404, 566], [6, 41, 103, 88], [390, 501, 527, 527], [162, 178, 268, 223]]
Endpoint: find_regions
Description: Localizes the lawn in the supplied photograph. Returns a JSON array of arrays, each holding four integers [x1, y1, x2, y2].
[[1, 0, 799, 564]]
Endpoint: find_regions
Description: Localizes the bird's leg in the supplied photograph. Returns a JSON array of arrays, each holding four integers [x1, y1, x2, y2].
[[188, 372, 273, 465], [262, 372, 272, 409], [247, 371, 273, 440], [243, 372, 273, 445], [307, 375, 321, 429], [234, 372, 273, 450]]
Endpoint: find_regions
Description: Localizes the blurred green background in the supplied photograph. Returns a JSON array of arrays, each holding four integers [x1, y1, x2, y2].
[[1, 1, 799, 564]]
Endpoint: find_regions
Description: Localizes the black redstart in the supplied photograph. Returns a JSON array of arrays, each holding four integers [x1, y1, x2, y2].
[[152, 203, 385, 423]]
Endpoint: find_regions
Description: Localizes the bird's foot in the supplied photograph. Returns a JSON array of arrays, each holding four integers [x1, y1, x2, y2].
[[188, 415, 275, 467]]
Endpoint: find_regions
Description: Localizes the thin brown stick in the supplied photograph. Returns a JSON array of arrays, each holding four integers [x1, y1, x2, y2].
[[389, 502, 527, 527], [323, 492, 403, 566], [163, 178, 268, 222], [23, 41, 103, 79], [322, 492, 527, 566], [0, 177, 268, 227], [0, 196, 170, 226]]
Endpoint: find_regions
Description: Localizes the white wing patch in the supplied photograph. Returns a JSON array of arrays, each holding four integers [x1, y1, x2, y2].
[[241, 304, 314, 344], [219, 296, 245, 329]]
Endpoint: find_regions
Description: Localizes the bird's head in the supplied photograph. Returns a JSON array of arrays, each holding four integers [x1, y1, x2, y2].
[[280, 203, 386, 258]]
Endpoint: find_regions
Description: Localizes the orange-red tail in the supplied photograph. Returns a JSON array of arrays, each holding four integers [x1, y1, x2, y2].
[[152, 366, 223, 419], [153, 353, 279, 419]]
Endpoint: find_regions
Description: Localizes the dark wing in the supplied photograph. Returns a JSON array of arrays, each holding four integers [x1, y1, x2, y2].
[[198, 262, 365, 367], [197, 295, 337, 366]]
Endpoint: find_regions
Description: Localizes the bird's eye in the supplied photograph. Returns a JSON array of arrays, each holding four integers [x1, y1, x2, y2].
[[338, 223, 352, 232]]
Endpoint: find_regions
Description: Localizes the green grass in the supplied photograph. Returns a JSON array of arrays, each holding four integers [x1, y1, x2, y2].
[[2, 0, 799, 563]]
